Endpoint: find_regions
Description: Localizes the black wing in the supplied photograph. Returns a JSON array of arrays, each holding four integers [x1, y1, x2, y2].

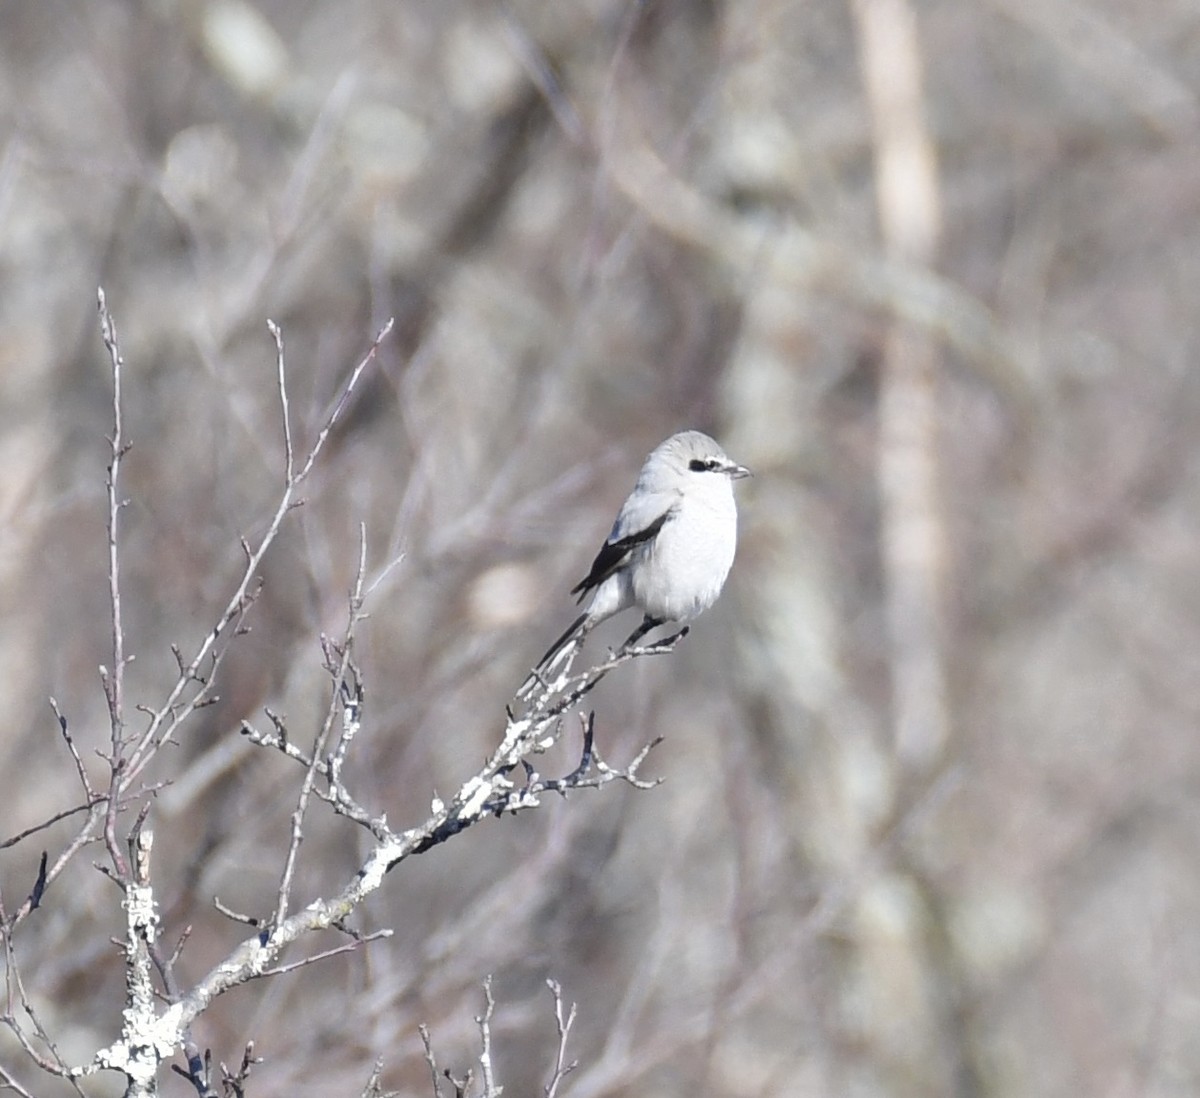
[[569, 510, 671, 603]]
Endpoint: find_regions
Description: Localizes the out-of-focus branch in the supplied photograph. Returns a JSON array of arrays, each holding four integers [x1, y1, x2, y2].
[[852, 0, 951, 770], [604, 136, 1034, 415], [992, 0, 1199, 137], [418, 978, 579, 1098], [502, 1, 1027, 405]]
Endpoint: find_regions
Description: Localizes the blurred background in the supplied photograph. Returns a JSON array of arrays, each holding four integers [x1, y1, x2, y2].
[[2, 0, 1200, 1095]]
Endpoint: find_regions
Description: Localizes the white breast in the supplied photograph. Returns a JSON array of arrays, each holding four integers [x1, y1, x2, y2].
[[632, 480, 738, 623]]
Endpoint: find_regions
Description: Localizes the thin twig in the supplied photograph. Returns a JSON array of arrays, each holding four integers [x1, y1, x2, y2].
[[212, 898, 262, 928], [268, 320, 294, 482], [359, 1057, 393, 1098], [419, 1025, 444, 1098], [0, 921, 86, 1096], [1, 804, 96, 850], [0, 806, 106, 934], [258, 929, 392, 977], [0, 1061, 38, 1098], [97, 288, 132, 885], [328, 527, 369, 785], [476, 976, 497, 1096], [50, 698, 95, 801], [119, 317, 393, 791], [271, 520, 372, 930], [543, 979, 578, 1098]]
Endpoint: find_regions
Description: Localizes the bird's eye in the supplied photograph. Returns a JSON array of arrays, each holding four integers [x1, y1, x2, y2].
[[689, 459, 708, 472]]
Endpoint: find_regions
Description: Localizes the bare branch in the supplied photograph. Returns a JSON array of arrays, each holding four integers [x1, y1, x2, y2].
[[475, 976, 498, 1097], [1, 805, 94, 851], [118, 316, 393, 790], [272, 524, 371, 930], [92, 825, 164, 1095], [359, 1057, 399, 1098], [543, 979, 579, 1098], [97, 288, 133, 885], [267, 319, 294, 483], [419, 1025, 444, 1098], [49, 698, 95, 801], [0, 1061, 38, 1098], [0, 805, 106, 934], [22, 298, 680, 1094], [221, 1041, 260, 1097], [258, 928, 392, 978], [0, 888, 86, 1096], [212, 898, 263, 929]]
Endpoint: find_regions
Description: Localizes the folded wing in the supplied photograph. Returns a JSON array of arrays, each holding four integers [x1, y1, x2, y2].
[[571, 507, 672, 602]]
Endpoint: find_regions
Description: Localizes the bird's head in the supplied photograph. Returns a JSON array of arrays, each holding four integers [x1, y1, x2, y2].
[[657, 430, 751, 486]]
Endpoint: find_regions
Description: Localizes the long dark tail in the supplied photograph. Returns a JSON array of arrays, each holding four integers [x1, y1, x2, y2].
[[517, 612, 589, 699], [536, 612, 588, 672]]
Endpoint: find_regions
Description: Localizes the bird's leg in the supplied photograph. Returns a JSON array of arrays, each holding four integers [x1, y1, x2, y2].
[[620, 615, 664, 651]]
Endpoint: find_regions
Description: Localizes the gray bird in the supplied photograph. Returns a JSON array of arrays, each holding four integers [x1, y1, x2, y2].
[[523, 430, 750, 692]]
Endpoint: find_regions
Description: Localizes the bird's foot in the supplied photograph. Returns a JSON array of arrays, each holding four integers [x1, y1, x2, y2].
[[619, 624, 689, 657]]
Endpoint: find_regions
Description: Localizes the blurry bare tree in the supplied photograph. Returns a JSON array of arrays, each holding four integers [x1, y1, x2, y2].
[[2, 0, 1200, 1095]]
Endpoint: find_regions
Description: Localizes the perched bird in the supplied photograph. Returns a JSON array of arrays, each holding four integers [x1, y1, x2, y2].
[[523, 430, 750, 693]]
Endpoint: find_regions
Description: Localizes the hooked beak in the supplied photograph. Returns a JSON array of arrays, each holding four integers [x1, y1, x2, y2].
[[726, 461, 752, 480]]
